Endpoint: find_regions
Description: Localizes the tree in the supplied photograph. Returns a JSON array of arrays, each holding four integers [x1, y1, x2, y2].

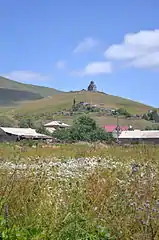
[[142, 110, 159, 123], [53, 115, 113, 142], [72, 98, 76, 111], [19, 117, 35, 128]]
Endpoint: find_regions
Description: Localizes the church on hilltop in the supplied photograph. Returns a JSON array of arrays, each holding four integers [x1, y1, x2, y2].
[[87, 81, 97, 92]]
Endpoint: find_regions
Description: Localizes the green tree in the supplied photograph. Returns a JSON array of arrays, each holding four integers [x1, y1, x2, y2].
[[53, 115, 113, 142], [143, 110, 159, 123], [19, 117, 35, 128]]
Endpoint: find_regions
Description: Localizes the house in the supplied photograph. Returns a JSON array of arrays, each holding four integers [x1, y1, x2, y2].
[[0, 127, 52, 142], [104, 125, 129, 138], [44, 121, 70, 133], [104, 125, 129, 133], [118, 130, 159, 144]]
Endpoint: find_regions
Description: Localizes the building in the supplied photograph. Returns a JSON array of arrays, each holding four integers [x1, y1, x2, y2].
[[44, 121, 70, 133], [104, 125, 129, 133], [118, 130, 159, 144], [104, 125, 130, 138], [0, 127, 52, 142]]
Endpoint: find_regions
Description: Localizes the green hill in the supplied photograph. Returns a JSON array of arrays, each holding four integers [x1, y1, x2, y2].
[[0, 88, 42, 105], [16, 90, 152, 115], [0, 76, 61, 105], [8, 90, 154, 130], [0, 78, 155, 129]]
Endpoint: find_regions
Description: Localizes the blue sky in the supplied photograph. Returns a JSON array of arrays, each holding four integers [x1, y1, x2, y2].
[[0, 0, 159, 107]]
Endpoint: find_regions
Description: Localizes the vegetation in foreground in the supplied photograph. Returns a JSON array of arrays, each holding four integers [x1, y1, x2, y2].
[[0, 143, 159, 239]]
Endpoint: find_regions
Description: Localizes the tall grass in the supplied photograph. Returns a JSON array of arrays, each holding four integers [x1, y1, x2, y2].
[[0, 143, 159, 239]]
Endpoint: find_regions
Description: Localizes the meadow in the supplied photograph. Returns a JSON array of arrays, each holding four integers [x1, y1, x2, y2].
[[0, 142, 159, 239]]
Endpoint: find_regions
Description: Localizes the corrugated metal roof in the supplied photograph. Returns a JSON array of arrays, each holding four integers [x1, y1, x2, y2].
[[1, 127, 52, 139], [142, 131, 159, 138], [119, 130, 142, 139], [44, 121, 70, 127], [46, 127, 56, 133], [119, 130, 159, 139]]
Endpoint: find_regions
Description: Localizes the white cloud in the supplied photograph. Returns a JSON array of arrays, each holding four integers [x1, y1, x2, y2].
[[3, 70, 49, 83], [73, 37, 99, 53], [56, 60, 66, 69], [131, 52, 159, 69], [104, 29, 159, 69], [72, 61, 112, 76]]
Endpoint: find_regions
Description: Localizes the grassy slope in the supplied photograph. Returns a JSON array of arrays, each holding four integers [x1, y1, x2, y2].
[[0, 76, 61, 97], [9, 91, 154, 129], [0, 88, 43, 105], [16, 91, 152, 114]]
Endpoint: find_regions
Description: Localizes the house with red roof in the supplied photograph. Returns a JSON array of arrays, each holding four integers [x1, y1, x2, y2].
[[104, 125, 131, 138], [104, 125, 129, 133]]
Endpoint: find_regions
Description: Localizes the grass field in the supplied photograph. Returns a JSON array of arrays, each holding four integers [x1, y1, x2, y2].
[[0, 143, 159, 239]]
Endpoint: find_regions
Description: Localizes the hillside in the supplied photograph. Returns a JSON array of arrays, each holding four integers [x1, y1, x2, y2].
[[0, 76, 61, 105], [4, 90, 153, 130], [0, 88, 42, 105], [15, 91, 152, 115]]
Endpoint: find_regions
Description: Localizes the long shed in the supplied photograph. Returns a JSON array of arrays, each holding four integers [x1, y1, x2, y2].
[[0, 127, 52, 142], [118, 130, 159, 144]]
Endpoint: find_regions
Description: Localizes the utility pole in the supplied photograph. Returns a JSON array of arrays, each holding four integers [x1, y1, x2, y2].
[[116, 113, 120, 143]]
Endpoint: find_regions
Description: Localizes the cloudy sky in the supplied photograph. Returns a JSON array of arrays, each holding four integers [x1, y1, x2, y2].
[[0, 0, 159, 106]]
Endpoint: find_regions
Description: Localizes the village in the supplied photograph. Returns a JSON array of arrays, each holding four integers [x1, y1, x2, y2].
[[0, 81, 158, 145], [1, 4, 159, 238], [1, 115, 159, 144]]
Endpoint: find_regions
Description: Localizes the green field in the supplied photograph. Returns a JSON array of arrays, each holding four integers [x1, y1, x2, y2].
[[0, 143, 159, 239]]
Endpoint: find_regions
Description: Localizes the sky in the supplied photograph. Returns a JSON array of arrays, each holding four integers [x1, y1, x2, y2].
[[0, 0, 159, 107]]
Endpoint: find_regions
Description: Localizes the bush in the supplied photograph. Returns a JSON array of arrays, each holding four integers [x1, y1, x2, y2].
[[53, 115, 113, 143]]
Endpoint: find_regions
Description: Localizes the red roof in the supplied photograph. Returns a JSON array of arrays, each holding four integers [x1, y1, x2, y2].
[[104, 125, 128, 132]]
